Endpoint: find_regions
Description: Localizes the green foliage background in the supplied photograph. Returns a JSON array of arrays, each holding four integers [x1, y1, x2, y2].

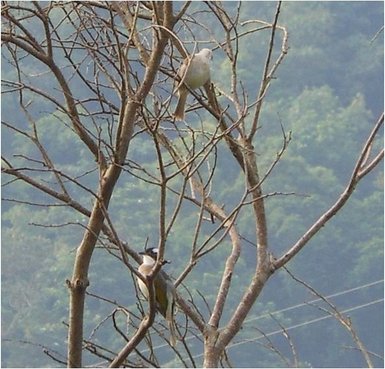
[[2, 2, 383, 367]]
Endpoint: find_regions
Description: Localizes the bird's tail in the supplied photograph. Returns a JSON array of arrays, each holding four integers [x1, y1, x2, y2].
[[168, 318, 177, 347], [173, 89, 187, 121], [166, 290, 177, 347]]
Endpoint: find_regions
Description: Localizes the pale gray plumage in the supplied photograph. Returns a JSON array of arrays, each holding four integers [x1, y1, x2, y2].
[[173, 48, 213, 120]]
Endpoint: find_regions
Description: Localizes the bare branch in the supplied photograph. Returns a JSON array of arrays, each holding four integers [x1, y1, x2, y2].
[[285, 267, 374, 368], [274, 113, 384, 270], [248, 1, 288, 140]]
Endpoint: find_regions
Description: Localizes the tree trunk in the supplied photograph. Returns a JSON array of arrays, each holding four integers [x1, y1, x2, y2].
[[66, 184, 117, 367], [66, 278, 88, 368], [203, 326, 222, 368], [203, 349, 221, 368]]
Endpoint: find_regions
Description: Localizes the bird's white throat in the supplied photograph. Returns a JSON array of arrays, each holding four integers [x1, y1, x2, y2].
[[142, 254, 156, 266]]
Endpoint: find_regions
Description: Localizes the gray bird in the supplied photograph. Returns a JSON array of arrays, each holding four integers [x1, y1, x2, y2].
[[173, 48, 213, 120]]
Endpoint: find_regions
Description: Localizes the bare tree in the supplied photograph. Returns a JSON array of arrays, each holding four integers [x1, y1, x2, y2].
[[2, 1, 383, 368]]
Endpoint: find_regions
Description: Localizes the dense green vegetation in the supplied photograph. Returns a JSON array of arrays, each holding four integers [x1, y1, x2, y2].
[[2, 2, 383, 367]]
